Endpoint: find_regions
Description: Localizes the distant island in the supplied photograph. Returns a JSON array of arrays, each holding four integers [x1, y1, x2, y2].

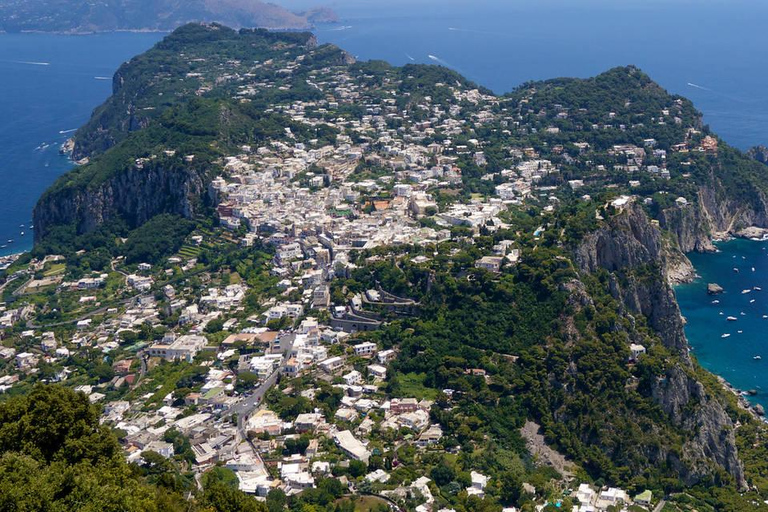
[[0, 0, 338, 33]]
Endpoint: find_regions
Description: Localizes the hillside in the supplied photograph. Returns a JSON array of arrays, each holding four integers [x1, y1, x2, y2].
[[0, 0, 337, 33], [14, 22, 768, 512]]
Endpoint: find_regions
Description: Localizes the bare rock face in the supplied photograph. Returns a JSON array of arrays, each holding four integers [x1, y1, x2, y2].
[[659, 203, 715, 253], [576, 205, 746, 489], [576, 205, 688, 355], [33, 164, 207, 242], [707, 283, 724, 295], [652, 365, 746, 488], [698, 183, 768, 236]]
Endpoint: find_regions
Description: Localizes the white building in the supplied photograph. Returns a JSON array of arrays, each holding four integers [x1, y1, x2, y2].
[[353, 341, 377, 357]]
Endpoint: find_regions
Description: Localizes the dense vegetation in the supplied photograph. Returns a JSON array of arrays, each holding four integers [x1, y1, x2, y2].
[[338, 221, 768, 511], [70, 24, 341, 160], [0, 385, 267, 511]]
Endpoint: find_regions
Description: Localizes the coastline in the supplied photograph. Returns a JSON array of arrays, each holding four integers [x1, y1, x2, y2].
[[676, 230, 768, 421], [2, 19, 341, 37]]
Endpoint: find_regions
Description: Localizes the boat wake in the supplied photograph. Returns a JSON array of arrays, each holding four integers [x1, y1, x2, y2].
[[405, 53, 415, 62], [428, 54, 452, 68], [13, 60, 50, 66], [687, 82, 712, 92], [59, 128, 77, 134]]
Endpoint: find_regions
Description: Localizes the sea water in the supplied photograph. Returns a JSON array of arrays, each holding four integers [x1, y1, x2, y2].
[[0, 32, 163, 256], [675, 240, 768, 406]]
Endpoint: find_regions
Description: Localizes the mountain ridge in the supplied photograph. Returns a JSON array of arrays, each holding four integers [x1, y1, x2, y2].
[[0, 0, 337, 33]]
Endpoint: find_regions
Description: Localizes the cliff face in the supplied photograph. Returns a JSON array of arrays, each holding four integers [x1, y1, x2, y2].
[[33, 164, 207, 241], [576, 204, 746, 488], [71, 68, 150, 161], [576, 205, 688, 354], [747, 145, 768, 165], [697, 183, 768, 235]]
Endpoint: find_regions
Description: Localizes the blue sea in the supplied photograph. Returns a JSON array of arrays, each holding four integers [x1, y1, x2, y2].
[[675, 240, 768, 405], [2, 1, 768, 398], [0, 32, 163, 256]]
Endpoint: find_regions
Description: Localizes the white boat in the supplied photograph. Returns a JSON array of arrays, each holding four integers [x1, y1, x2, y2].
[[742, 289, 752, 294], [712, 300, 720, 304], [738, 330, 743, 334], [734, 268, 740, 273], [755, 356, 762, 361], [753, 267, 756, 272], [722, 333, 731, 338], [727, 316, 738, 321], [756, 287, 763, 291], [751, 299, 756, 303]]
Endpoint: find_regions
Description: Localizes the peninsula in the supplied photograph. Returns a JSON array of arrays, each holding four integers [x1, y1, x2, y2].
[[0, 0, 338, 33]]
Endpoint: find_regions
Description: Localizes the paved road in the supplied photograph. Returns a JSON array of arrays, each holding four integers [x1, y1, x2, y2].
[[653, 499, 666, 512], [0, 274, 21, 294], [233, 369, 280, 434], [233, 335, 296, 438]]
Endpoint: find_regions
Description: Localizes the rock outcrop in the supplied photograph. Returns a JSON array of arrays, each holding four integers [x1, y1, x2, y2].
[[576, 205, 747, 489], [33, 163, 208, 242], [707, 283, 724, 295], [652, 366, 745, 488], [659, 203, 715, 253], [576, 205, 688, 354], [697, 183, 768, 237], [747, 145, 768, 166]]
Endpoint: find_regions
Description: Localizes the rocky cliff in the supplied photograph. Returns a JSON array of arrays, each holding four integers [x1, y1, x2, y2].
[[576, 204, 689, 354], [747, 145, 768, 165], [658, 181, 768, 259], [33, 162, 208, 242], [71, 25, 328, 161], [71, 68, 150, 161], [576, 204, 747, 489]]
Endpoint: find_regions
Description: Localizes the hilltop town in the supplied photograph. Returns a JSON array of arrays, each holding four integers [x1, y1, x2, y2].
[[4, 23, 768, 512]]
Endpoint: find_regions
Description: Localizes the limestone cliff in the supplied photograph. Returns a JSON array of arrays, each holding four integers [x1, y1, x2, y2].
[[696, 182, 768, 236], [33, 163, 208, 242], [576, 205, 688, 354], [576, 205, 746, 489]]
